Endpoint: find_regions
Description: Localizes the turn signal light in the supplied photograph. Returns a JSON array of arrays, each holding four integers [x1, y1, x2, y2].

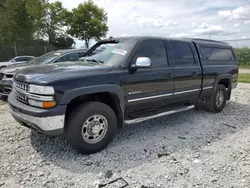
[[42, 101, 56, 108]]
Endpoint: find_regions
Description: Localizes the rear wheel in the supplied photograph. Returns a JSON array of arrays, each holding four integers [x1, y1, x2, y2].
[[66, 101, 117, 154], [206, 84, 227, 113]]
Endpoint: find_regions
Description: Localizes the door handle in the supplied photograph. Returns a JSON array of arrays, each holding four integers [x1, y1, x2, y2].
[[165, 73, 173, 78]]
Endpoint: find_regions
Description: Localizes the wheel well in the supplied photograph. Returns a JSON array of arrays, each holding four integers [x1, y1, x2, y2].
[[218, 78, 229, 88], [218, 78, 231, 100], [65, 92, 124, 130]]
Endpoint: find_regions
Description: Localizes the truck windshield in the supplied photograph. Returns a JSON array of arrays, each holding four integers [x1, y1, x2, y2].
[[28, 52, 62, 65], [82, 39, 137, 66]]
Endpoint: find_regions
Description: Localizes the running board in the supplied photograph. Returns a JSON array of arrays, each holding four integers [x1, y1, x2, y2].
[[124, 105, 195, 124]]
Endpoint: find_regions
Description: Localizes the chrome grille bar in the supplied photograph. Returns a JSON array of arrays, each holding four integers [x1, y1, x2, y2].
[[13, 81, 28, 91], [13, 82, 54, 102]]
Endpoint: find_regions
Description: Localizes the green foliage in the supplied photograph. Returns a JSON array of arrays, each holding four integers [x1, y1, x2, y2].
[[39, 1, 69, 44], [52, 36, 75, 49], [234, 48, 250, 65], [0, 39, 59, 61], [0, 0, 43, 43], [66, 0, 108, 48], [0, 0, 71, 46], [0, 0, 108, 60], [238, 74, 250, 83], [239, 64, 250, 69]]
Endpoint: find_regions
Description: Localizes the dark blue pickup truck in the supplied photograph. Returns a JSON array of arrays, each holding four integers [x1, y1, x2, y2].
[[8, 36, 238, 154]]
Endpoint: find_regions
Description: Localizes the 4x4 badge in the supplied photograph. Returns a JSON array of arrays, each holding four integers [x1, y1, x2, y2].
[[128, 91, 142, 95]]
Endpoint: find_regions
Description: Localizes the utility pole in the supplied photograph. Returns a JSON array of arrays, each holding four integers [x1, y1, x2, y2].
[[14, 41, 17, 56]]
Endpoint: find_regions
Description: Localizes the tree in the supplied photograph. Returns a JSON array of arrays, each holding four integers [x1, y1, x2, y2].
[[66, 0, 108, 48], [234, 48, 250, 65], [52, 35, 75, 49], [39, 1, 69, 45], [0, 0, 43, 43], [0, 0, 5, 7]]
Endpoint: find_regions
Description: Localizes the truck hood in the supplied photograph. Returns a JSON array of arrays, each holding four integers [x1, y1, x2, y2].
[[14, 61, 113, 84], [0, 62, 30, 74]]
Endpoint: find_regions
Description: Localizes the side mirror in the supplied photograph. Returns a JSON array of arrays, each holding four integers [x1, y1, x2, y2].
[[11, 60, 16, 63], [132, 57, 151, 68]]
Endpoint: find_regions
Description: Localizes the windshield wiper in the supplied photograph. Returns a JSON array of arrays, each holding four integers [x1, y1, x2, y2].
[[84, 59, 104, 65]]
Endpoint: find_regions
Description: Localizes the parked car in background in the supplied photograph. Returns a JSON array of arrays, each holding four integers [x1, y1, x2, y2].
[[7, 36, 238, 154], [0, 48, 102, 98], [0, 56, 35, 69]]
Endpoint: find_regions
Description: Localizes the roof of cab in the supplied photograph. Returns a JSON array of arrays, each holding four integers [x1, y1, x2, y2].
[[104, 36, 231, 47]]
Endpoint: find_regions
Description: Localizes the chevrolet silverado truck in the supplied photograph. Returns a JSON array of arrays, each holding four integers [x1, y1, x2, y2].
[[8, 36, 238, 154]]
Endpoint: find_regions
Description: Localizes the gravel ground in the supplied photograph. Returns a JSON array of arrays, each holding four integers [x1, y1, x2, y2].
[[1, 83, 250, 188]]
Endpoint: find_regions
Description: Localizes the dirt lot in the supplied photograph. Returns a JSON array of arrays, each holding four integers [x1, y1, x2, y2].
[[1, 83, 250, 188]]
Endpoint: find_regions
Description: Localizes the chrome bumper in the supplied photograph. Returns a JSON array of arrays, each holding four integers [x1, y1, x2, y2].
[[10, 106, 65, 135]]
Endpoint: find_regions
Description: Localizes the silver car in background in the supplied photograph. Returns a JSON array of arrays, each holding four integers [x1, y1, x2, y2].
[[0, 56, 35, 69]]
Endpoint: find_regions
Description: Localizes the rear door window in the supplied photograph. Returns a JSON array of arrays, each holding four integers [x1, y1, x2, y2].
[[25, 57, 34, 61], [200, 47, 234, 61], [14, 57, 27, 62], [169, 41, 195, 66]]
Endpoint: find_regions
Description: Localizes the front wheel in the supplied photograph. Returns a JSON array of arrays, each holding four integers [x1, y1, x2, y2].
[[206, 84, 227, 113], [66, 101, 117, 154]]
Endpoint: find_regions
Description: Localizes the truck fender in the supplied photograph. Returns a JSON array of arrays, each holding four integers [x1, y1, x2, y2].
[[59, 84, 126, 112], [213, 74, 232, 90]]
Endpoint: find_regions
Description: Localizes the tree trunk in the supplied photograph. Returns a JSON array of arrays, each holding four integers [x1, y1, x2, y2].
[[85, 38, 91, 49], [85, 39, 89, 49], [47, 30, 56, 45]]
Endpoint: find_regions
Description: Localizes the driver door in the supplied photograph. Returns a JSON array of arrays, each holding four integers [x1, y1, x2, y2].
[[125, 39, 174, 113]]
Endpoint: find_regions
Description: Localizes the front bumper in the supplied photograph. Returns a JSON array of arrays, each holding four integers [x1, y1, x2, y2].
[[8, 92, 66, 135], [0, 79, 12, 96]]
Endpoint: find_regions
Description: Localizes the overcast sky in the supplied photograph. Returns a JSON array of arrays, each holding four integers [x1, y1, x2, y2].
[[51, 0, 250, 47]]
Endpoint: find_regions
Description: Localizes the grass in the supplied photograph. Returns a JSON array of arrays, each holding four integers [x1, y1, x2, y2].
[[239, 64, 250, 69], [238, 73, 250, 83]]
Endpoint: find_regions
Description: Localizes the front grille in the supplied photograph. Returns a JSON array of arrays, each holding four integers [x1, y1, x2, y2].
[[13, 81, 29, 103], [14, 81, 28, 91], [6, 74, 13, 79], [15, 89, 28, 103]]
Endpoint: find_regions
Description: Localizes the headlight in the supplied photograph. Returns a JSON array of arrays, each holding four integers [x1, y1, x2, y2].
[[27, 84, 56, 108], [28, 84, 55, 95]]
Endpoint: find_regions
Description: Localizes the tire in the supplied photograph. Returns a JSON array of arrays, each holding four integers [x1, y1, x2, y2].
[[66, 101, 117, 154], [205, 84, 227, 113]]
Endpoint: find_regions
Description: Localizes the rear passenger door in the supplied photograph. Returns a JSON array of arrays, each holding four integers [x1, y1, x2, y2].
[[169, 40, 202, 103]]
